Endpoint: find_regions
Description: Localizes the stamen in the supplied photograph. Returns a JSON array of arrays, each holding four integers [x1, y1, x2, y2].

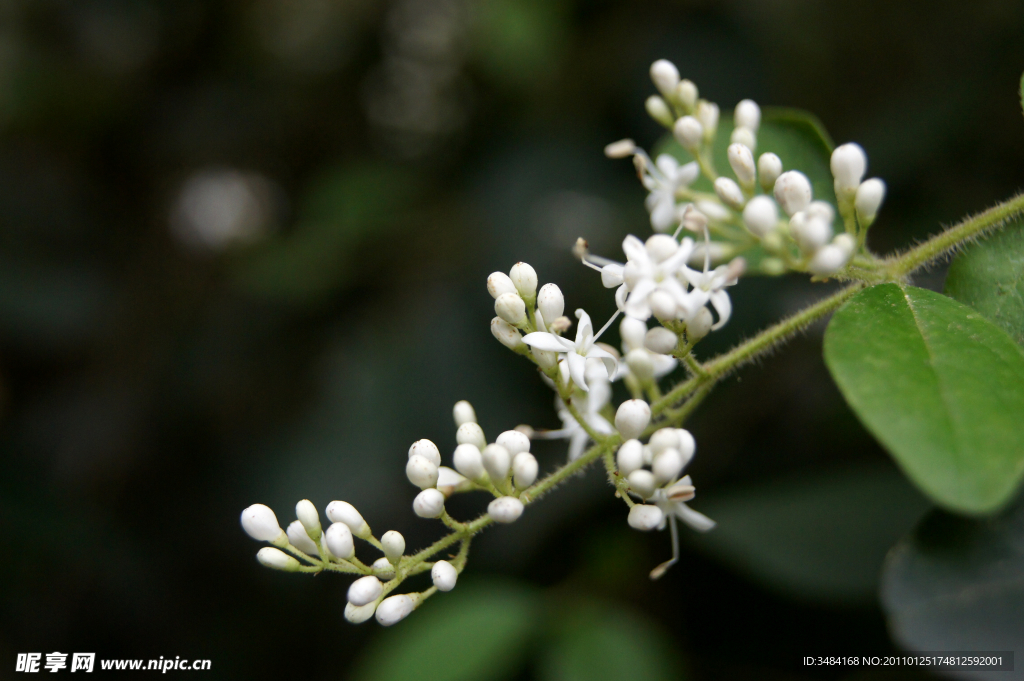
[[649, 514, 680, 580], [593, 308, 622, 342]]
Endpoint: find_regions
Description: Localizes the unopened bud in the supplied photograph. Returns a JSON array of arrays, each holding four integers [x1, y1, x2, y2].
[[628, 469, 657, 499], [676, 79, 698, 109], [381, 530, 405, 565], [345, 601, 377, 624], [626, 348, 655, 380], [855, 178, 886, 223], [325, 522, 355, 559], [536, 283, 564, 323], [495, 292, 527, 327], [652, 448, 685, 486], [807, 243, 850, 276], [488, 496, 524, 523], [650, 59, 680, 97], [497, 430, 530, 455], [617, 439, 644, 476], [372, 557, 396, 581], [757, 153, 782, 194], [604, 138, 637, 158], [673, 116, 703, 150], [432, 560, 458, 592], [408, 439, 442, 466], [695, 101, 719, 140], [734, 99, 761, 132], [645, 95, 674, 127], [549, 316, 571, 334], [730, 126, 757, 152], [453, 443, 485, 481], [509, 262, 538, 300], [376, 594, 417, 626], [773, 170, 812, 216], [512, 452, 538, 489], [241, 504, 287, 545], [482, 443, 511, 481], [295, 499, 321, 541], [791, 214, 832, 254], [348, 575, 384, 607], [727, 143, 756, 185], [742, 195, 778, 237], [686, 306, 714, 340], [646, 234, 679, 262], [326, 501, 372, 539], [830, 143, 867, 195], [456, 422, 486, 449], [257, 547, 300, 571], [487, 272, 517, 299], [615, 399, 651, 440], [620, 316, 647, 351], [491, 317, 525, 350], [644, 327, 678, 355], [406, 454, 439, 489], [413, 488, 446, 518], [714, 177, 745, 210], [681, 204, 708, 233], [286, 520, 318, 555], [628, 504, 664, 531], [650, 289, 678, 320]]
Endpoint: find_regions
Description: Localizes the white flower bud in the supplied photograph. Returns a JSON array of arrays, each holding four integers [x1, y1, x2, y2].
[[509, 262, 538, 299], [676, 428, 696, 461], [676, 79, 698, 109], [628, 469, 657, 499], [495, 292, 527, 327], [830, 143, 867, 195], [644, 327, 677, 355], [326, 501, 372, 539], [376, 594, 417, 626], [620, 316, 647, 352], [348, 575, 383, 607], [257, 547, 300, 571], [791, 215, 832, 254], [496, 430, 530, 455], [673, 116, 703, 150], [834, 233, 856, 255], [436, 466, 468, 493], [325, 522, 355, 560], [482, 443, 511, 481], [650, 59, 680, 97], [531, 346, 558, 369], [695, 200, 730, 223], [685, 306, 713, 341], [628, 504, 664, 531], [295, 499, 321, 541], [625, 348, 655, 381], [648, 428, 678, 455], [604, 138, 636, 158], [453, 443, 485, 480], [645, 95, 674, 127], [742, 196, 778, 238], [512, 452, 538, 489], [372, 557, 395, 581], [727, 143, 756, 185], [758, 155, 782, 195], [381, 530, 405, 565], [806, 200, 835, 224], [488, 496, 524, 523], [408, 439, 442, 467], [649, 290, 678, 320], [286, 520, 318, 555], [616, 439, 644, 476], [730, 126, 757, 152], [431, 560, 458, 592], [615, 399, 651, 440], [652, 448, 684, 486], [695, 101, 719, 139], [241, 504, 287, 544], [406, 454, 440, 489], [645, 234, 679, 262], [773, 170, 812, 216], [807, 243, 851, 276], [487, 272, 517, 299], [714, 177, 745, 210], [855, 178, 886, 222], [536, 283, 564, 323], [413, 488, 446, 518], [345, 601, 377, 624], [456, 422, 486, 449], [734, 99, 761, 132], [491, 317, 525, 350]]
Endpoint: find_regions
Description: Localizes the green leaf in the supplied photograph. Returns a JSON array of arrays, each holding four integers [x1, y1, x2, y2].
[[944, 218, 1024, 346], [539, 599, 685, 681], [881, 498, 1024, 655], [692, 463, 931, 603], [823, 283, 1024, 515], [350, 579, 540, 681]]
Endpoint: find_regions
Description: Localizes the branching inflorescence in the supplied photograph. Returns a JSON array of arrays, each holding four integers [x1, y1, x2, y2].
[[240, 57, 1019, 627]]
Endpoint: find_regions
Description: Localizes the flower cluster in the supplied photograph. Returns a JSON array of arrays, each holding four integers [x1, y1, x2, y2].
[[606, 59, 887, 279]]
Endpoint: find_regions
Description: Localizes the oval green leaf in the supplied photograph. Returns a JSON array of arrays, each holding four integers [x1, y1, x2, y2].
[[881, 499, 1024, 657], [823, 283, 1024, 515], [944, 218, 1024, 346], [350, 579, 541, 681]]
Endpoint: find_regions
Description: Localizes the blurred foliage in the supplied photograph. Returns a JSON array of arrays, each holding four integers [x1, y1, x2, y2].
[[2, 0, 1024, 679]]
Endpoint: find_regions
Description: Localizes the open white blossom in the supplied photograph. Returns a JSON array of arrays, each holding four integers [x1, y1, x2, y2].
[[522, 309, 617, 392], [638, 153, 700, 232]]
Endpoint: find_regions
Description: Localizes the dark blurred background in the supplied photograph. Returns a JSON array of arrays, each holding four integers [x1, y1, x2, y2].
[[2, 0, 1023, 679]]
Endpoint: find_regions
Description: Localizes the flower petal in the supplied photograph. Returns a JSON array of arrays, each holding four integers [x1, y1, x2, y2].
[[568, 429, 589, 461], [622, 235, 651, 268], [566, 351, 589, 392], [522, 332, 573, 353], [674, 503, 716, 532], [679, 288, 710, 319], [709, 290, 732, 329], [587, 345, 619, 383]]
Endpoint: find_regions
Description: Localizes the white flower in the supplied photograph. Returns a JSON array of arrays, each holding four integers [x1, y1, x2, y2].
[[594, 235, 695, 322], [678, 257, 744, 330], [536, 367, 614, 461], [522, 309, 617, 392], [639, 154, 700, 232]]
